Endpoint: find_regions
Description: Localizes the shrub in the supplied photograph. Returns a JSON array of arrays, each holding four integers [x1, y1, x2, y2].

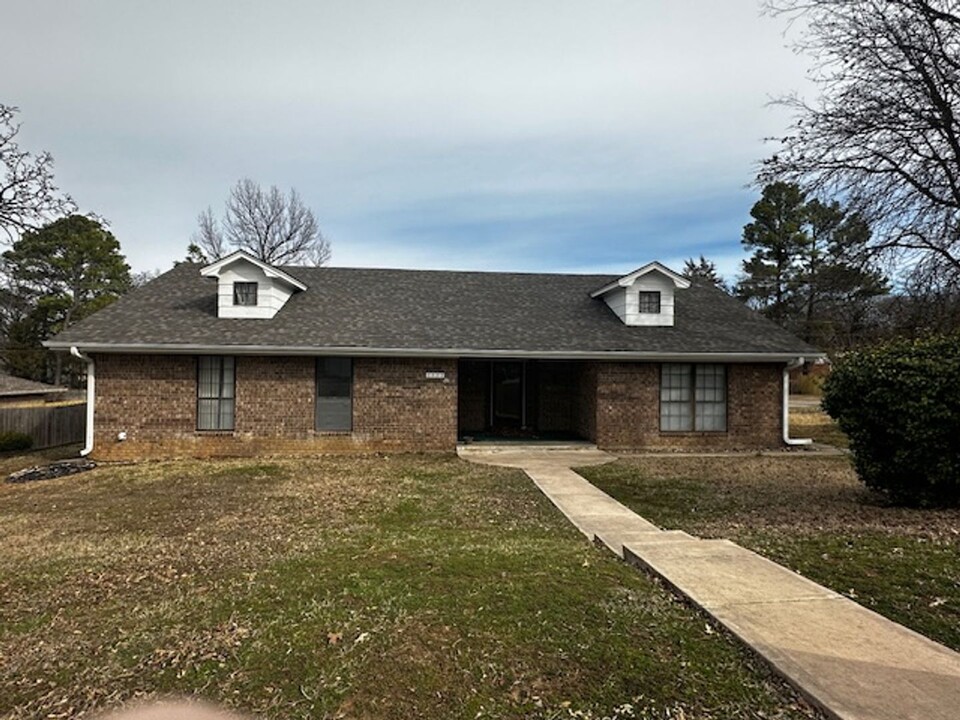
[[0, 431, 33, 453], [822, 335, 960, 506]]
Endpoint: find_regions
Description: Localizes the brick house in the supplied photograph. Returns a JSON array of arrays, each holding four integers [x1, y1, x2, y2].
[[46, 251, 821, 460]]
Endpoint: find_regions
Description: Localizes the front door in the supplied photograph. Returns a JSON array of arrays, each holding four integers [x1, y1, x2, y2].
[[491, 361, 523, 430]]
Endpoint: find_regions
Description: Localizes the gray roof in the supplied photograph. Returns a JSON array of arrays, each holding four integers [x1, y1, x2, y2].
[[47, 263, 821, 359], [0, 372, 67, 397]]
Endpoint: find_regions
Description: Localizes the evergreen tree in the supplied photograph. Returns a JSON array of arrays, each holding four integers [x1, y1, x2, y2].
[[736, 182, 808, 324], [683, 255, 726, 290], [2, 215, 131, 382], [737, 184, 888, 348]]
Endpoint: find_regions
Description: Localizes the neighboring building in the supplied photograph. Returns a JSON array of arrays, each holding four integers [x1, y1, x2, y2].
[[0, 372, 68, 407], [45, 251, 822, 460]]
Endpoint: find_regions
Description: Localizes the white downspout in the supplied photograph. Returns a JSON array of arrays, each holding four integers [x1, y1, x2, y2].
[[70, 347, 95, 456], [783, 357, 813, 446]]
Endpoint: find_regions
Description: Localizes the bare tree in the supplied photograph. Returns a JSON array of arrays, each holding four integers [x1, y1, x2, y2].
[[761, 1, 960, 277], [192, 178, 330, 265], [0, 104, 75, 243], [131, 268, 162, 287]]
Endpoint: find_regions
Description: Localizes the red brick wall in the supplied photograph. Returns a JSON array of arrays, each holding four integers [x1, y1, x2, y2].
[[353, 358, 457, 451], [91, 354, 783, 458], [94, 354, 196, 447], [594, 362, 783, 450], [236, 356, 315, 437], [91, 354, 457, 460]]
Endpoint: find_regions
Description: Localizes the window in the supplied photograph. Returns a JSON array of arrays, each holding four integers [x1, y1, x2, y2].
[[233, 282, 258, 306], [197, 356, 235, 430], [659, 364, 726, 432], [316, 357, 352, 431], [638, 291, 661, 314]]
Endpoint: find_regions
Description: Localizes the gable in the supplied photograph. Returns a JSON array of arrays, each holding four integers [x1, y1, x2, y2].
[[590, 262, 691, 327], [199, 251, 306, 319]]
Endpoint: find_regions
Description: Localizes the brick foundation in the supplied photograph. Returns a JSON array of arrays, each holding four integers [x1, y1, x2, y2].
[[92, 354, 457, 460]]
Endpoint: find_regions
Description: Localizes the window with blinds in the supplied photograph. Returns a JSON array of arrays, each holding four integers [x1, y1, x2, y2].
[[316, 357, 352, 431], [659, 363, 727, 432], [233, 282, 258, 306], [197, 356, 235, 430]]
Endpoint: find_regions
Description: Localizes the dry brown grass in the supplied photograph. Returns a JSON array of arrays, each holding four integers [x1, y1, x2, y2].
[[0, 455, 818, 720], [586, 455, 958, 538], [789, 406, 849, 449], [581, 454, 960, 651]]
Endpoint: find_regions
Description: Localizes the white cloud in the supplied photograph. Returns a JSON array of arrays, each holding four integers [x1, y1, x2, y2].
[[5, 0, 811, 273]]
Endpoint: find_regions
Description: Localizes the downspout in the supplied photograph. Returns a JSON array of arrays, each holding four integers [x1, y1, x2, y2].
[[783, 357, 813, 446], [70, 347, 95, 456]]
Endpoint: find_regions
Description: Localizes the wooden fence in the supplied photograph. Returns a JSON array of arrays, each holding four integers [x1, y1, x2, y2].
[[0, 403, 86, 449]]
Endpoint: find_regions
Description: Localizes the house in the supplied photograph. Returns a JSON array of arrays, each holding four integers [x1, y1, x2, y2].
[[45, 251, 822, 460], [0, 372, 68, 407]]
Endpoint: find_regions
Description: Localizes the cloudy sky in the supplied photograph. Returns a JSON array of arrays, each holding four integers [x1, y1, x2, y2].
[[6, 1, 811, 279]]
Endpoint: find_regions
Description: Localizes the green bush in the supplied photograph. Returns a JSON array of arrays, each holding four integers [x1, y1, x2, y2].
[[822, 335, 960, 506], [0, 431, 33, 453]]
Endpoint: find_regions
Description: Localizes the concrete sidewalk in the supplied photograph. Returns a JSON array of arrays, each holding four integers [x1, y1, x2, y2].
[[459, 445, 960, 720]]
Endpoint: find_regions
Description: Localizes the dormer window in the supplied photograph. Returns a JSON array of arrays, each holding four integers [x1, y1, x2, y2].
[[638, 291, 661, 314], [589, 261, 690, 327], [201, 251, 306, 319], [233, 282, 258, 306]]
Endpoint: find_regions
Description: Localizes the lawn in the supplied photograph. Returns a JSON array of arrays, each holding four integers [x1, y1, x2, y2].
[[788, 402, 848, 449], [0, 453, 819, 720], [579, 455, 960, 653]]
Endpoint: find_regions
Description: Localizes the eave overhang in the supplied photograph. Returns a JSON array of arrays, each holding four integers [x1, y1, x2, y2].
[[43, 340, 825, 363]]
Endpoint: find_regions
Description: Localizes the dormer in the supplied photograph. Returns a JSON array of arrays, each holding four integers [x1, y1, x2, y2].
[[590, 261, 690, 327], [200, 250, 307, 319]]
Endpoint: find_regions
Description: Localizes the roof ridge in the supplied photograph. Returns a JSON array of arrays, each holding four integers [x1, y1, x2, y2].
[[275, 265, 619, 279]]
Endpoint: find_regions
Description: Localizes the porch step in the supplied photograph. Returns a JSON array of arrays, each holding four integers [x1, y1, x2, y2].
[[457, 441, 599, 452]]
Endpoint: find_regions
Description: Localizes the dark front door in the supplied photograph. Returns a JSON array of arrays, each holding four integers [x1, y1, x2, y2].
[[491, 361, 523, 429]]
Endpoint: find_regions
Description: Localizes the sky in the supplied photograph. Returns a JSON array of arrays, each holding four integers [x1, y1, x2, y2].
[[5, 0, 813, 279]]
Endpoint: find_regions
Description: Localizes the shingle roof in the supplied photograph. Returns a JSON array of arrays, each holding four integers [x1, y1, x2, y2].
[[47, 263, 821, 358], [0, 372, 67, 397]]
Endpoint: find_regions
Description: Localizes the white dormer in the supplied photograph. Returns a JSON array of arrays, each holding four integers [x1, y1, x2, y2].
[[590, 261, 690, 327], [200, 250, 307, 319]]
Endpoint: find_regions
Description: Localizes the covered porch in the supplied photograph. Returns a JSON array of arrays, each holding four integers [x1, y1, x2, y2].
[[457, 359, 596, 442]]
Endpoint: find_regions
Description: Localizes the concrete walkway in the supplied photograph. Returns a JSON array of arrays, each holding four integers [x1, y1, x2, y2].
[[458, 444, 960, 720]]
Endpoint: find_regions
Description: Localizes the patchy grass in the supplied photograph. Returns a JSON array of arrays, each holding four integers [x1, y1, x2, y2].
[[0, 455, 818, 720], [789, 405, 848, 449], [580, 455, 960, 652]]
